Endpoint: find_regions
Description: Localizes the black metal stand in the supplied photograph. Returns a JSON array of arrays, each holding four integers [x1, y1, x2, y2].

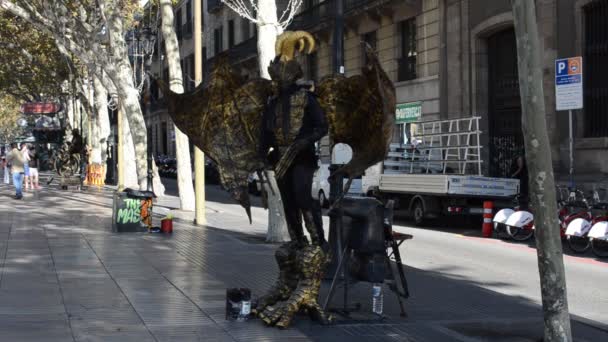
[[326, 164, 344, 277], [323, 191, 411, 320]]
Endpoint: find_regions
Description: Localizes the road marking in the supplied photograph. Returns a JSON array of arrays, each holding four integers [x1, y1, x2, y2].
[[458, 235, 608, 268]]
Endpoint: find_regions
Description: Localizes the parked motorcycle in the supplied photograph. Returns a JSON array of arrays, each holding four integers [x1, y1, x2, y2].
[[565, 189, 607, 253], [503, 186, 570, 242], [585, 188, 608, 257], [589, 220, 608, 258]]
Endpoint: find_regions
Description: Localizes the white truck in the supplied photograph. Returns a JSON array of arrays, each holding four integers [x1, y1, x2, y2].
[[364, 116, 520, 225]]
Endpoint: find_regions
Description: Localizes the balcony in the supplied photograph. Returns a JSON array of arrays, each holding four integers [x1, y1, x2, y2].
[[205, 36, 257, 72], [345, 0, 420, 13], [182, 22, 193, 40], [208, 0, 224, 13], [290, 0, 334, 31]]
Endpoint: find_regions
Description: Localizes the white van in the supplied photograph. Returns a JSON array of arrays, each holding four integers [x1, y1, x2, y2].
[[312, 162, 331, 208]]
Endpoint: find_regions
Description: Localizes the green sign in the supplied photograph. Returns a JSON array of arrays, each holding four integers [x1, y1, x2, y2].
[[395, 102, 422, 124]]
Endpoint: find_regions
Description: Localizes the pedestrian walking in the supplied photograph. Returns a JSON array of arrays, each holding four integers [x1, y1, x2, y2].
[[6, 143, 25, 199], [28, 145, 40, 189], [21, 144, 31, 191]]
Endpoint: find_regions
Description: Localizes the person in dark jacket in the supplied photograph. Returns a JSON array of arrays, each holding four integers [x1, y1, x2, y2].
[[511, 149, 529, 209]]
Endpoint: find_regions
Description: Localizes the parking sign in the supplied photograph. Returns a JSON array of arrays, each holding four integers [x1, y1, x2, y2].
[[555, 57, 583, 111]]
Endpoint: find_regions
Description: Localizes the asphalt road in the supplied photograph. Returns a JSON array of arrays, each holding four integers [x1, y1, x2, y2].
[[161, 178, 608, 329]]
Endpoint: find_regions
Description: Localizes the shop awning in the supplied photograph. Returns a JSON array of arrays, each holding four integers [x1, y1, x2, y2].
[[20, 102, 61, 114]]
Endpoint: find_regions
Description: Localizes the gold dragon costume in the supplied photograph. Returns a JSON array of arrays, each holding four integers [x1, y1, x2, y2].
[[157, 31, 395, 328]]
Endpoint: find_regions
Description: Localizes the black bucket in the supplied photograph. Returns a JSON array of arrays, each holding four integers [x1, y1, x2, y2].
[[226, 288, 252, 321]]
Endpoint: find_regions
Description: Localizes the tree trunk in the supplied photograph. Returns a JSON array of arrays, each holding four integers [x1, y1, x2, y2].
[[159, 0, 195, 211], [256, 0, 283, 79], [65, 95, 75, 128], [120, 104, 139, 188], [256, 1, 288, 242], [93, 74, 111, 166], [103, 11, 165, 195], [511, 1, 573, 341]]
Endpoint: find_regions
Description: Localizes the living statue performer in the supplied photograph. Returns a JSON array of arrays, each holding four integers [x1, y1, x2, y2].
[[51, 125, 84, 176], [156, 30, 396, 328]]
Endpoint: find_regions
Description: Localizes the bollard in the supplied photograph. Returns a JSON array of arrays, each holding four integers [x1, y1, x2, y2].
[[482, 201, 494, 238]]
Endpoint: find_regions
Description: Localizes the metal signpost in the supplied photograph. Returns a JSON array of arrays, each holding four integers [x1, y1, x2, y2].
[[396, 102, 422, 144], [555, 57, 583, 186]]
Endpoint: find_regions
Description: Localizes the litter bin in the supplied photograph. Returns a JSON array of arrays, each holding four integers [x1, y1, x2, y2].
[[112, 188, 156, 232]]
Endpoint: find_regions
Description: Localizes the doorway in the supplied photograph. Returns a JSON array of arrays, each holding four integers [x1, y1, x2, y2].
[[487, 28, 523, 178]]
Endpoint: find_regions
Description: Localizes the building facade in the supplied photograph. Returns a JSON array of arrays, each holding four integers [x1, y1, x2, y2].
[[148, 0, 607, 185]]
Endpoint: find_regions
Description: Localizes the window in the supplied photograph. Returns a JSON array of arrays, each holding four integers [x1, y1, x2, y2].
[[188, 54, 195, 89], [175, 9, 183, 41], [186, 0, 192, 23], [155, 124, 159, 156], [583, 1, 608, 137], [228, 20, 235, 47], [161, 122, 168, 155], [361, 31, 377, 67], [398, 18, 417, 81], [241, 18, 250, 39], [184, 1, 193, 38], [214, 26, 223, 55]]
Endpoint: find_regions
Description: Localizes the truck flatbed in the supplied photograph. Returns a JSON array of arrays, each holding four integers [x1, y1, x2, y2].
[[379, 174, 519, 198]]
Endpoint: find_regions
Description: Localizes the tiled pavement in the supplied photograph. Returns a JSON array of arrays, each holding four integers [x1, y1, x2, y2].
[[0, 183, 606, 341]]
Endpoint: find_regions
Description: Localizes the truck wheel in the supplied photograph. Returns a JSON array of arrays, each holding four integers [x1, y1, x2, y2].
[[412, 200, 425, 226]]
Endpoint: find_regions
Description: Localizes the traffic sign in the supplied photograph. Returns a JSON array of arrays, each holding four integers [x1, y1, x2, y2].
[[555, 57, 583, 111]]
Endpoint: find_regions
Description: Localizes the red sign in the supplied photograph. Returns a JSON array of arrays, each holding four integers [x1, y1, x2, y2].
[[20, 102, 61, 114]]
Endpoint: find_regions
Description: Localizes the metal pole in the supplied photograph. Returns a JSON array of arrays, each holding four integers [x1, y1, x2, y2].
[[194, 0, 206, 225], [145, 57, 154, 193], [568, 109, 574, 187], [333, 0, 344, 74], [117, 104, 124, 191]]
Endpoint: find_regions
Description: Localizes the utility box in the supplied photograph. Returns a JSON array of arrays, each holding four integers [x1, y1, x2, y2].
[[112, 189, 155, 232]]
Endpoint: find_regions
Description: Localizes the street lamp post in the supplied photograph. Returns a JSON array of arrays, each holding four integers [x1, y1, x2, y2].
[[127, 26, 157, 192]]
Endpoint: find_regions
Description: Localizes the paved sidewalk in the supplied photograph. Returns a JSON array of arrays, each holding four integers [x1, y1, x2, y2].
[[0, 183, 605, 341]]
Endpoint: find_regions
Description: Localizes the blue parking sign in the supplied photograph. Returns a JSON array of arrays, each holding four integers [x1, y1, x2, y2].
[[555, 57, 583, 111]]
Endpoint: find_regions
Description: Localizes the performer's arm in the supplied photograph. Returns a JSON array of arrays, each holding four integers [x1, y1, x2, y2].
[[302, 93, 328, 144]]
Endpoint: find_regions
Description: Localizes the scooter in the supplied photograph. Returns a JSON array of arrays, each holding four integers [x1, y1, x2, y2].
[[505, 209, 535, 241], [505, 187, 570, 242], [589, 220, 608, 258], [587, 188, 608, 257], [565, 190, 605, 253]]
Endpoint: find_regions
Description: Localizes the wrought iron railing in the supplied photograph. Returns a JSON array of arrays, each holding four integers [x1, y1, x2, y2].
[[205, 36, 257, 72], [290, 1, 334, 31]]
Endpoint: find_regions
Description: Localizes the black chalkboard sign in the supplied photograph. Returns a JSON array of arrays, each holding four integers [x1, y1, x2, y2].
[[112, 190, 153, 232]]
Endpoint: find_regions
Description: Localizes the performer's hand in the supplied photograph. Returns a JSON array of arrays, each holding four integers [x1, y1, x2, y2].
[[275, 140, 307, 179]]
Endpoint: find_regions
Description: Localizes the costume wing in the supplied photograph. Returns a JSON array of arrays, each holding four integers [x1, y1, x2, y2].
[[316, 45, 396, 183], [157, 59, 273, 221]]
